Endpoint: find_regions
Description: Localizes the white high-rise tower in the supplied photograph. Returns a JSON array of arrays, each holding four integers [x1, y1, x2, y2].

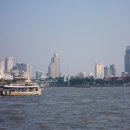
[[5, 57, 13, 73], [95, 63, 104, 79], [48, 53, 60, 78], [0, 58, 4, 79]]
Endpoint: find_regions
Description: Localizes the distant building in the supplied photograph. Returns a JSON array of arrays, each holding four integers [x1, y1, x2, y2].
[[121, 72, 129, 77], [36, 71, 43, 80], [88, 73, 94, 79], [79, 72, 87, 78], [89, 73, 93, 77], [13, 63, 31, 80], [48, 53, 60, 78], [110, 64, 116, 77], [4, 72, 13, 80], [95, 63, 104, 79], [0, 58, 4, 79], [104, 66, 109, 78], [125, 46, 130, 75], [5, 57, 13, 73]]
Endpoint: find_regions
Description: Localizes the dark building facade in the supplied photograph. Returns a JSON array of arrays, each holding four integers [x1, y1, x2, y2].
[[125, 46, 130, 75], [110, 64, 116, 77], [104, 66, 109, 78]]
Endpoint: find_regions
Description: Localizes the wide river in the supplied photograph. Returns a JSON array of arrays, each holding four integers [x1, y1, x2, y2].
[[0, 86, 130, 130]]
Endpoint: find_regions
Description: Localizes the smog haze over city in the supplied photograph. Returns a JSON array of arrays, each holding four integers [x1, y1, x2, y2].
[[1, 0, 130, 76]]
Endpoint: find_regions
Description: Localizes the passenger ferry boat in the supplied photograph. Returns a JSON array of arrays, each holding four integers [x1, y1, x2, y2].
[[0, 82, 42, 96]]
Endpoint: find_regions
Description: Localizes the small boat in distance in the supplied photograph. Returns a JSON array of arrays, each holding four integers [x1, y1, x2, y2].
[[0, 82, 42, 96]]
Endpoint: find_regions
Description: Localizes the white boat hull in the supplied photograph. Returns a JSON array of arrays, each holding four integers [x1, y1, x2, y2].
[[0, 83, 43, 96], [2, 89, 42, 96]]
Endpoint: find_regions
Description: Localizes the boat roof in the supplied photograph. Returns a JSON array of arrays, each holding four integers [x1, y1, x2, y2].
[[4, 85, 39, 88]]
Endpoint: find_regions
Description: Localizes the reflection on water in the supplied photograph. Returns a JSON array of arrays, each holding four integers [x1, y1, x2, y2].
[[0, 87, 130, 130]]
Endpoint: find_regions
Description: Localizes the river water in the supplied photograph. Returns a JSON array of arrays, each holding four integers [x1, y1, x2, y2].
[[0, 87, 130, 130]]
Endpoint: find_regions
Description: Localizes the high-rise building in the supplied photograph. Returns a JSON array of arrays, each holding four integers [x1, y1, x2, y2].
[[48, 53, 60, 78], [0, 58, 4, 79], [36, 71, 43, 80], [95, 63, 104, 79], [5, 57, 13, 73], [104, 66, 109, 78], [13, 63, 31, 80], [110, 64, 116, 77], [125, 46, 130, 75]]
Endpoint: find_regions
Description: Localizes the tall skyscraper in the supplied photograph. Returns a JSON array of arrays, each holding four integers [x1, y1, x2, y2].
[[125, 46, 130, 75], [110, 64, 116, 77], [0, 58, 4, 79], [5, 57, 13, 73], [95, 63, 104, 79], [48, 53, 60, 78]]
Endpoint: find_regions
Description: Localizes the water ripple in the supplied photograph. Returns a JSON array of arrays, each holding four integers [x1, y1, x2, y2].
[[0, 87, 130, 130]]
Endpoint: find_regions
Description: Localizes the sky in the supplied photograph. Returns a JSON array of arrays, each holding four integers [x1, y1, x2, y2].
[[0, 0, 130, 76]]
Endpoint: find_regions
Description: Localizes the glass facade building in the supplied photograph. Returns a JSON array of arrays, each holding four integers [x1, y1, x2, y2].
[[125, 46, 130, 75]]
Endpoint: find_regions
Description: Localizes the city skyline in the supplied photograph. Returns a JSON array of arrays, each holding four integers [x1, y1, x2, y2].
[[1, 0, 130, 76], [0, 57, 32, 80], [0, 55, 120, 79]]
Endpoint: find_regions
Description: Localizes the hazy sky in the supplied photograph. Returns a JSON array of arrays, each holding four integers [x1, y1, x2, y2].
[[0, 0, 130, 76]]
